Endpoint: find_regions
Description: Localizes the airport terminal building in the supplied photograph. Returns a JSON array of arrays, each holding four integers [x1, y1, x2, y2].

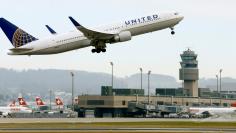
[[76, 49, 236, 117], [77, 87, 236, 117]]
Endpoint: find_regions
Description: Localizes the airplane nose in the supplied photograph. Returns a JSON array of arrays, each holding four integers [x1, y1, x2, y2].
[[179, 15, 184, 21]]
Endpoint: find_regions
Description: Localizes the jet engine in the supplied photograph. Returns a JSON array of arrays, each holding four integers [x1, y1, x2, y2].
[[114, 31, 132, 42]]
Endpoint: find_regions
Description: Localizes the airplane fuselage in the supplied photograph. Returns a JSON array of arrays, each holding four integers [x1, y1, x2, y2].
[[0, 106, 32, 115], [8, 12, 184, 55], [189, 107, 236, 115]]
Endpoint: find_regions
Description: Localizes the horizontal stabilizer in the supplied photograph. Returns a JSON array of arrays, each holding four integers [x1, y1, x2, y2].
[[9, 48, 33, 52]]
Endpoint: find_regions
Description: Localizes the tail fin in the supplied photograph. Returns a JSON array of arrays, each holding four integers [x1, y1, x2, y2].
[[75, 97, 79, 104], [35, 96, 45, 106], [0, 18, 38, 48], [18, 97, 28, 106], [231, 102, 236, 107], [55, 97, 63, 106], [8, 100, 16, 107], [45, 25, 57, 34]]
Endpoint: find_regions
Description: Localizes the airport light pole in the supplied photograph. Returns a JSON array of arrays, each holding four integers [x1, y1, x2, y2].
[[219, 69, 223, 94], [140, 68, 143, 90], [71, 72, 74, 111], [219, 69, 222, 106], [148, 70, 151, 104], [110, 62, 114, 89], [49, 90, 52, 111], [216, 75, 219, 92]]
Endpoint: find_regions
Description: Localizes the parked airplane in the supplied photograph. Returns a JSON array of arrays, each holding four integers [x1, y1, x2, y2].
[[0, 100, 32, 117], [189, 102, 236, 116], [0, 12, 184, 55]]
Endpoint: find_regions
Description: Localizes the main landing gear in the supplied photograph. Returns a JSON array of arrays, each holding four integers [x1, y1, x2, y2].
[[170, 27, 175, 35], [91, 48, 106, 53], [91, 41, 107, 53]]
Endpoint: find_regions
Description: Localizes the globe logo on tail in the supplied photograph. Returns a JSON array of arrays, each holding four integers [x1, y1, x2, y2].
[[12, 28, 37, 47]]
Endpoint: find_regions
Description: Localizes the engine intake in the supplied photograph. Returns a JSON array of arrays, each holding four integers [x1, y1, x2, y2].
[[114, 31, 132, 42]]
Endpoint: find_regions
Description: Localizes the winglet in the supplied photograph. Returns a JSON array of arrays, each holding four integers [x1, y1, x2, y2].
[[45, 25, 57, 34], [68, 16, 81, 27]]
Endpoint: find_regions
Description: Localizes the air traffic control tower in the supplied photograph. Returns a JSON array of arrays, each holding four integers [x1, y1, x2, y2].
[[179, 49, 199, 97]]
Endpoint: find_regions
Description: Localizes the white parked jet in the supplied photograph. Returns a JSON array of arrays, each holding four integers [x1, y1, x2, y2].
[[0, 12, 184, 55], [189, 102, 236, 116], [0, 101, 32, 117]]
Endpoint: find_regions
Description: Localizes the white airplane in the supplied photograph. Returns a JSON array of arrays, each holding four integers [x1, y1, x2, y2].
[[189, 102, 236, 116], [0, 12, 184, 55], [0, 100, 32, 117]]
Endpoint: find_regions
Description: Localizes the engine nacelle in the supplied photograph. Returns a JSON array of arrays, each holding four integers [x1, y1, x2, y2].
[[114, 31, 132, 42]]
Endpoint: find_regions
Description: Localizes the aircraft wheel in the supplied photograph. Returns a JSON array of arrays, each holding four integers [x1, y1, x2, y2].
[[101, 49, 106, 53], [96, 49, 101, 53], [91, 49, 96, 53], [171, 31, 175, 35]]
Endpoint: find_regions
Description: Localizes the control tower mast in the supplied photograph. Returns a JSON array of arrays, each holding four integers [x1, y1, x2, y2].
[[179, 49, 199, 97]]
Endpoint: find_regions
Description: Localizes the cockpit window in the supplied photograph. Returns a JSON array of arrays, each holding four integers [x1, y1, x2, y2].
[[174, 12, 179, 15]]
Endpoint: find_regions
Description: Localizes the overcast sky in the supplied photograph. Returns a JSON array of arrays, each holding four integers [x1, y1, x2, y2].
[[0, 0, 236, 80]]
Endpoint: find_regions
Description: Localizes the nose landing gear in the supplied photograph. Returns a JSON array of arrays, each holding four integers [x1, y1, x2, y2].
[[171, 31, 175, 35], [170, 27, 175, 35]]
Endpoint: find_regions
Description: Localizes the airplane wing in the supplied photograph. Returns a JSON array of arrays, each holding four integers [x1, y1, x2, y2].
[[9, 48, 33, 52], [68, 16, 116, 40]]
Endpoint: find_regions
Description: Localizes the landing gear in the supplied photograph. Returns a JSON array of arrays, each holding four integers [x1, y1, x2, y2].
[[170, 27, 175, 35], [101, 49, 106, 52], [97, 49, 101, 53], [171, 31, 175, 35], [91, 48, 106, 53], [91, 49, 97, 53], [91, 41, 107, 53]]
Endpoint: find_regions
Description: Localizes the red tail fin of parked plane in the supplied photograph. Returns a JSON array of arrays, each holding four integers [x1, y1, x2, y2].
[[8, 100, 16, 107], [55, 97, 63, 106], [18, 97, 27, 106], [231, 102, 236, 107], [35, 97, 45, 106]]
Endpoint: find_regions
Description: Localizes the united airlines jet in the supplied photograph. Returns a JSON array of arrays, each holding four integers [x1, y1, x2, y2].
[[0, 12, 184, 55]]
